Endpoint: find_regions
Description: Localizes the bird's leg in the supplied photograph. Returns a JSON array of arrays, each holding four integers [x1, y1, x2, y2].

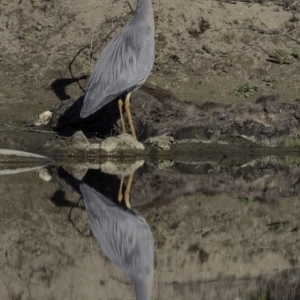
[[124, 173, 134, 209], [124, 93, 137, 139], [118, 175, 125, 202], [118, 99, 126, 134]]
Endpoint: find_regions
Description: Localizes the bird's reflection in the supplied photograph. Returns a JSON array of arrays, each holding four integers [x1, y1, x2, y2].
[[80, 181, 154, 300], [118, 173, 135, 208]]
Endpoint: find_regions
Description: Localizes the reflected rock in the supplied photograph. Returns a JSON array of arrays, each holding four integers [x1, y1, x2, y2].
[[44, 154, 300, 210]]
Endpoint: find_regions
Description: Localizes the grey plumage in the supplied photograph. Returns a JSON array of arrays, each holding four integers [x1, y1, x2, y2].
[[80, 0, 155, 118], [80, 183, 154, 300]]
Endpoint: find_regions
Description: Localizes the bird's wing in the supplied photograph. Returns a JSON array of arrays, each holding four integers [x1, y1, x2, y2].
[[80, 184, 152, 268], [80, 183, 135, 227], [81, 24, 155, 117]]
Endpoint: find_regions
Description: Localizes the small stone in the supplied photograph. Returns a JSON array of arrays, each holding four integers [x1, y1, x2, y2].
[[156, 160, 174, 169], [144, 135, 174, 144], [118, 133, 145, 150], [100, 133, 144, 152], [100, 137, 119, 152], [158, 141, 171, 150], [63, 164, 88, 180], [264, 100, 278, 114], [86, 143, 100, 150], [65, 131, 89, 149], [144, 135, 174, 150], [100, 160, 144, 175], [294, 106, 300, 120], [37, 168, 52, 181], [34, 111, 52, 126]]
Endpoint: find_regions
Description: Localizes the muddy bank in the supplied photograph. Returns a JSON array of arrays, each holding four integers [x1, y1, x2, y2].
[[50, 89, 300, 146], [30, 87, 300, 156]]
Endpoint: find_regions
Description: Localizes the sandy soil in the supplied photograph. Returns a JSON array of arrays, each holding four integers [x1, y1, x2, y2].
[[1, 0, 300, 299], [0, 0, 299, 127]]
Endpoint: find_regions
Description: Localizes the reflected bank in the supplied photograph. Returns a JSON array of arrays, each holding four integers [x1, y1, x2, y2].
[[1, 155, 300, 299]]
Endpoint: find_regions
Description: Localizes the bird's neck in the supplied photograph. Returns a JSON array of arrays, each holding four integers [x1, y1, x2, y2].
[[135, 0, 154, 29]]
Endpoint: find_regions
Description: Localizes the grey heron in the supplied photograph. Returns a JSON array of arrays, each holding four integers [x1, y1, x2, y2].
[[80, 0, 155, 139], [80, 183, 154, 300]]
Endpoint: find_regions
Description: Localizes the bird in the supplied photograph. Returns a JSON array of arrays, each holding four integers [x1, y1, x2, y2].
[[80, 183, 154, 300], [80, 0, 155, 139]]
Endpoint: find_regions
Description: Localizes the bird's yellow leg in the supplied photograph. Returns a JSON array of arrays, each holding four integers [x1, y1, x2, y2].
[[118, 99, 126, 134], [118, 175, 125, 202], [124, 173, 134, 209], [124, 93, 137, 139]]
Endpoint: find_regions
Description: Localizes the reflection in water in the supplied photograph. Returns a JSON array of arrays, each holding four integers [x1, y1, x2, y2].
[[42, 155, 300, 209], [3, 155, 300, 299], [44, 156, 300, 299], [80, 183, 154, 300]]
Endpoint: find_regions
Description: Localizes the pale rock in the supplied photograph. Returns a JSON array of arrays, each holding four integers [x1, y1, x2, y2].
[[34, 111, 52, 126], [100, 133, 145, 152], [101, 160, 145, 175], [144, 135, 174, 150]]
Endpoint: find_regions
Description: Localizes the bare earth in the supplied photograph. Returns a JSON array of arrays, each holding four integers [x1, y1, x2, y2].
[[1, 0, 300, 299], [0, 0, 299, 126]]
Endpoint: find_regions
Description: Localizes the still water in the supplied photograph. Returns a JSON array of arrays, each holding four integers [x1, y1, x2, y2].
[[1, 156, 300, 300]]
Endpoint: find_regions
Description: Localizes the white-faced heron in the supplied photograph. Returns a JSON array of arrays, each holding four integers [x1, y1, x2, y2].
[[80, 183, 154, 300], [80, 0, 155, 139]]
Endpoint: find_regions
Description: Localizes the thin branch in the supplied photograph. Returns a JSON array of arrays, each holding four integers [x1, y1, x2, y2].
[[20, 128, 57, 134], [284, 34, 300, 45], [231, 26, 281, 35], [68, 44, 90, 93], [126, 0, 134, 13], [202, 44, 216, 56]]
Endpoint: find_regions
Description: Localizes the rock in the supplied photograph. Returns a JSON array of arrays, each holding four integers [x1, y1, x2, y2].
[[62, 164, 88, 180], [37, 168, 52, 181], [86, 143, 100, 150], [100, 137, 119, 152], [100, 133, 145, 152], [34, 111, 52, 126], [100, 160, 145, 175], [292, 1, 300, 12], [65, 131, 90, 149], [294, 106, 300, 120], [144, 135, 174, 150], [264, 100, 278, 114]]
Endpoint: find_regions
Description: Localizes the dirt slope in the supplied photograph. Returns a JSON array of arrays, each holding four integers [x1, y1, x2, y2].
[[0, 0, 299, 126]]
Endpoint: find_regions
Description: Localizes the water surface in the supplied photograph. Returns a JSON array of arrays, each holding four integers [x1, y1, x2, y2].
[[1, 155, 300, 300]]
